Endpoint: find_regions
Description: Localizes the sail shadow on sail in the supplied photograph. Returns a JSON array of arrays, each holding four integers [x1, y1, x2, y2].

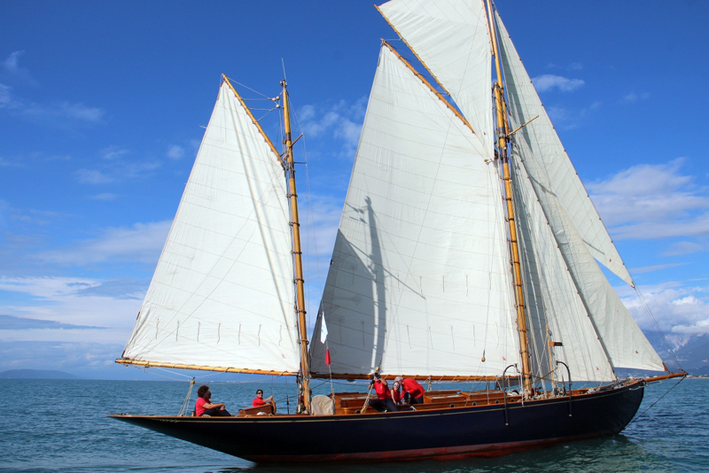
[[111, 0, 685, 464]]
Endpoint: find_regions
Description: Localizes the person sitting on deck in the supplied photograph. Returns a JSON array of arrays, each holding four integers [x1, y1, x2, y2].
[[367, 372, 398, 412], [195, 385, 232, 416], [396, 376, 425, 405], [252, 389, 276, 413], [391, 379, 403, 405]]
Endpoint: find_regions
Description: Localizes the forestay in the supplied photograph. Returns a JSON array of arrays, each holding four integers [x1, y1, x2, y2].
[[310, 45, 519, 378], [121, 80, 301, 373]]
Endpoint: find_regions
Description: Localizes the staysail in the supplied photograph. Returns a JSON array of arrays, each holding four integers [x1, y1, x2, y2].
[[310, 44, 519, 379], [121, 79, 301, 373], [492, 13, 633, 287], [494, 12, 665, 375]]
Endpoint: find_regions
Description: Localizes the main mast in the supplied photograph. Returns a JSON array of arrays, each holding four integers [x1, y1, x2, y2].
[[281, 80, 311, 413], [485, 0, 532, 395]]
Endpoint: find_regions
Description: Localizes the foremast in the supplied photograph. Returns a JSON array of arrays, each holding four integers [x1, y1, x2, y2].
[[485, 0, 532, 396], [281, 80, 311, 413]]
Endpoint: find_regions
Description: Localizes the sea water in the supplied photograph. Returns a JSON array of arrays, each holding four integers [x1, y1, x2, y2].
[[0, 376, 705, 472]]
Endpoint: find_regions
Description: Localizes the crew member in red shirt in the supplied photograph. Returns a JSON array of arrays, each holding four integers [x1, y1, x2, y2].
[[366, 372, 398, 412], [396, 376, 425, 404], [252, 389, 273, 406], [252, 388, 277, 413], [391, 379, 403, 405], [195, 385, 232, 416]]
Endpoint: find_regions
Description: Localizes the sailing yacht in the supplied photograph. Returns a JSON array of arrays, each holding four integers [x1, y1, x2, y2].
[[110, 0, 684, 463]]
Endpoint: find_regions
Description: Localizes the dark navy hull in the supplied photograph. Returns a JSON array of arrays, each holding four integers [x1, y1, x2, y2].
[[110, 380, 645, 463]]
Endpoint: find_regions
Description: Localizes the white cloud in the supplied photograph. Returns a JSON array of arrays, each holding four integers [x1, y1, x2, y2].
[[620, 283, 709, 338], [623, 92, 650, 103], [298, 97, 366, 158], [19, 100, 104, 123], [0, 53, 103, 124], [588, 159, 709, 241], [75, 168, 113, 184], [90, 193, 118, 201], [38, 220, 172, 266], [663, 241, 706, 256], [2, 51, 25, 73], [532, 74, 584, 93], [101, 146, 129, 160], [0, 83, 12, 107], [1, 50, 38, 87], [0, 276, 143, 326], [0, 276, 143, 344], [76, 149, 161, 184], [167, 145, 185, 160], [57, 102, 104, 122]]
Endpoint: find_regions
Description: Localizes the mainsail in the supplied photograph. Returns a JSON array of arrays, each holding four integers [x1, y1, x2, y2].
[[121, 79, 301, 373], [310, 44, 518, 379]]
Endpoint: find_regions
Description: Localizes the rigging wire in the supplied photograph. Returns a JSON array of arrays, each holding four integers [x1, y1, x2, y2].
[[631, 376, 686, 423]]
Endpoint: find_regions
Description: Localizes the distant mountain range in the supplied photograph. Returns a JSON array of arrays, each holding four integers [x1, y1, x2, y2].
[[0, 369, 77, 379], [645, 331, 709, 376]]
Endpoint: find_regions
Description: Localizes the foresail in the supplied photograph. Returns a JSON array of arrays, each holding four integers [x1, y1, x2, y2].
[[495, 12, 634, 287], [511, 153, 615, 381], [310, 45, 519, 379], [121, 80, 301, 373], [496, 14, 665, 375], [378, 0, 494, 157]]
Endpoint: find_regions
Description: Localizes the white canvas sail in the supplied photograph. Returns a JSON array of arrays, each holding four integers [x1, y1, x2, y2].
[[496, 13, 665, 374], [310, 45, 519, 378], [494, 12, 634, 287], [378, 0, 494, 158], [510, 152, 616, 381], [121, 80, 301, 373]]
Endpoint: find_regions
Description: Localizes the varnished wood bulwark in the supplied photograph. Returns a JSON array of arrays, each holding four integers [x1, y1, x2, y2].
[[237, 404, 275, 417], [235, 389, 602, 417]]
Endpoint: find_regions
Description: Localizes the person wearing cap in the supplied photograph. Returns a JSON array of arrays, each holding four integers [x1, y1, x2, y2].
[[397, 377, 425, 405], [366, 372, 399, 412]]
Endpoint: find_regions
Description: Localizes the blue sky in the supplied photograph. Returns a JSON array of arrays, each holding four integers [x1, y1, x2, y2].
[[1, 1, 708, 380]]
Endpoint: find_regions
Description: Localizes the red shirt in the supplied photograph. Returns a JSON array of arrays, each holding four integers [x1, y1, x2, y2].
[[195, 397, 208, 416], [253, 396, 266, 407], [374, 380, 390, 400], [391, 387, 402, 404], [402, 379, 425, 399]]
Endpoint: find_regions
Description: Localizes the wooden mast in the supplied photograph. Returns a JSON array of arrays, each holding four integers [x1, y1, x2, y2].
[[486, 0, 532, 396], [281, 80, 311, 413]]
